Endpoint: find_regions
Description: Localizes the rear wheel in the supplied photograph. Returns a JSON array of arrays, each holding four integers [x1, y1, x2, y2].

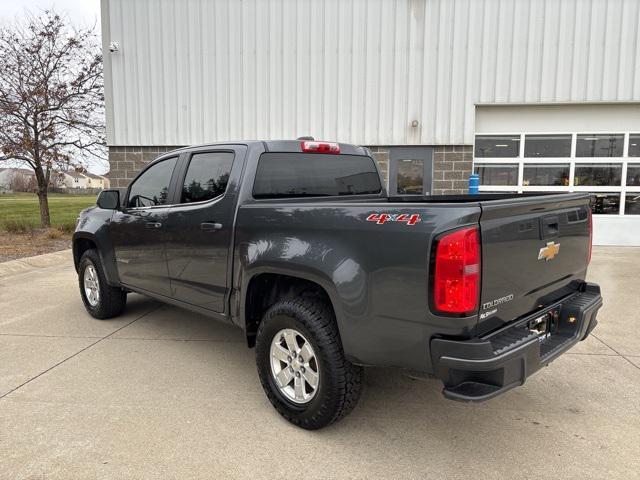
[[78, 249, 127, 319], [255, 297, 363, 429]]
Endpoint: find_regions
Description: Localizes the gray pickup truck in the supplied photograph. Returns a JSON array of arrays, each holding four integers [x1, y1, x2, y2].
[[73, 140, 602, 429]]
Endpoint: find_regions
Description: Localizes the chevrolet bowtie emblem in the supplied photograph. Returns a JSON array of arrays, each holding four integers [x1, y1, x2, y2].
[[538, 241, 560, 261]]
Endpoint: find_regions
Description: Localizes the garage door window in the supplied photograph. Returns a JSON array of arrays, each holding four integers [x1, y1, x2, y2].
[[523, 164, 570, 186], [592, 193, 620, 214], [475, 164, 518, 186], [629, 135, 640, 157], [473, 132, 640, 215], [574, 164, 622, 186], [576, 134, 624, 157], [626, 165, 640, 186], [524, 135, 571, 157], [474, 135, 520, 158]]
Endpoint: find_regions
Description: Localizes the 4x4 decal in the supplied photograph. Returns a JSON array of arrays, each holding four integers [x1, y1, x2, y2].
[[366, 213, 421, 226]]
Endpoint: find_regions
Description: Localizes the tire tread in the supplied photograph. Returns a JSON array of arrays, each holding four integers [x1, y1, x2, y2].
[[78, 249, 126, 319], [255, 296, 363, 429]]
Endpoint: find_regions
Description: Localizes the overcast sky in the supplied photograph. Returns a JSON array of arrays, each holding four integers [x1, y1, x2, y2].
[[0, 0, 100, 29]]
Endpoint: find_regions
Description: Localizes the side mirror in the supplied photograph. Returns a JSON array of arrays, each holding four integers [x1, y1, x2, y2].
[[97, 189, 120, 210]]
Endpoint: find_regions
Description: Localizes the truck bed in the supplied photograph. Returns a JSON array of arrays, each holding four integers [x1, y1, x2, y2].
[[235, 191, 592, 371]]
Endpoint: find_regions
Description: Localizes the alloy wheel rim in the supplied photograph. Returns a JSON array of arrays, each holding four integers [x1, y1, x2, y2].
[[83, 264, 100, 307], [269, 328, 320, 404]]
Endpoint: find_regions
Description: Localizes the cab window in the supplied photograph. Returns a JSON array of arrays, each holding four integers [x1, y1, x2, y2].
[[127, 157, 178, 208], [180, 152, 234, 203]]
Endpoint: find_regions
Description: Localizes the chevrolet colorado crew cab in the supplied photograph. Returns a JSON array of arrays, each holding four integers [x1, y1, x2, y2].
[[73, 140, 602, 429]]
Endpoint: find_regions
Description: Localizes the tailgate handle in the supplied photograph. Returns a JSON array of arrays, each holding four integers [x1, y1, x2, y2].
[[540, 215, 559, 239]]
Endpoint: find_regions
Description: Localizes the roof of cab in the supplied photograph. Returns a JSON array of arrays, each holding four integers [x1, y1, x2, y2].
[[162, 140, 369, 157]]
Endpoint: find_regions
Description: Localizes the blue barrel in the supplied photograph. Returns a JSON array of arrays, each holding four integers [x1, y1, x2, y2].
[[468, 173, 479, 194]]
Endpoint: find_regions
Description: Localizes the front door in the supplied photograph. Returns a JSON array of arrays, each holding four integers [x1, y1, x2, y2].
[[163, 147, 243, 313], [388, 147, 434, 195], [110, 156, 179, 297]]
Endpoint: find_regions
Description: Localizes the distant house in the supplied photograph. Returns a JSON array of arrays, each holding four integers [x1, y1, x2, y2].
[[0, 168, 10, 192], [0, 168, 37, 192], [83, 172, 110, 190], [57, 171, 109, 190], [59, 171, 89, 189], [0, 168, 108, 192]]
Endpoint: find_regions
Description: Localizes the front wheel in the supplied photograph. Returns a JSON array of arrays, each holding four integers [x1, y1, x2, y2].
[[78, 249, 127, 319], [255, 297, 363, 429]]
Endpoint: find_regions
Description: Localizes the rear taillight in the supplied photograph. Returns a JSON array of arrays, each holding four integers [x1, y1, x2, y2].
[[588, 207, 593, 264], [301, 141, 340, 154], [432, 226, 481, 315]]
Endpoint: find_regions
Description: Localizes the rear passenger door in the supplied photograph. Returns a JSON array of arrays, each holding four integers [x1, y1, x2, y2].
[[163, 146, 246, 313]]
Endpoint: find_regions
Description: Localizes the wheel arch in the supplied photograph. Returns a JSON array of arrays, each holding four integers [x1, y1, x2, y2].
[[72, 233, 97, 271], [243, 271, 339, 349], [72, 232, 120, 286]]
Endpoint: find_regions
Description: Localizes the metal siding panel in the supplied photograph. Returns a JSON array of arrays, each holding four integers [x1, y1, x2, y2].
[[509, 0, 530, 102], [364, 0, 381, 144], [255, 0, 270, 139], [570, 0, 592, 101], [554, 0, 577, 101], [417, 0, 435, 145], [586, 0, 606, 100], [104, 0, 640, 146], [109, 0, 127, 144], [434, 0, 454, 144], [101, 0, 115, 144], [174, 0, 192, 143], [448, 0, 469, 146], [228, 0, 243, 140], [391, 0, 409, 144], [540, 0, 560, 101], [494, 0, 514, 103], [406, 0, 425, 145], [349, 0, 366, 144], [462, 0, 486, 144], [336, 0, 353, 142], [602, 0, 624, 100], [207, 0, 222, 141], [617, 0, 640, 99], [634, 1, 640, 99], [524, 0, 544, 102], [377, 0, 396, 145], [479, 0, 499, 102]]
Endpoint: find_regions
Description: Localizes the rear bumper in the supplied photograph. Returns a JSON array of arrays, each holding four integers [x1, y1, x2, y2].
[[430, 282, 603, 402]]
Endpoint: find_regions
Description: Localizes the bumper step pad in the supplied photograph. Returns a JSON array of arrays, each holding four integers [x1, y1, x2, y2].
[[431, 283, 603, 402]]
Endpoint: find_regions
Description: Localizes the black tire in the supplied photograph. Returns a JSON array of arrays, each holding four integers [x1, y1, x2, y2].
[[78, 249, 127, 319], [255, 297, 363, 430]]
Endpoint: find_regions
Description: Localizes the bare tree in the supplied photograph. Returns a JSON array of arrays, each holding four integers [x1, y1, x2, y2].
[[0, 10, 104, 226]]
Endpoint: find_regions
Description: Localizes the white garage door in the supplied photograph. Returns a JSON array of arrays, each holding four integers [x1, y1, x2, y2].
[[474, 103, 640, 246]]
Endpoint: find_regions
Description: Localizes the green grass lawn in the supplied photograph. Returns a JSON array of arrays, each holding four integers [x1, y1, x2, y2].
[[0, 192, 97, 231]]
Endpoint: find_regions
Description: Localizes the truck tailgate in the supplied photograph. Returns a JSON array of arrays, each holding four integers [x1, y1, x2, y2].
[[477, 193, 592, 333]]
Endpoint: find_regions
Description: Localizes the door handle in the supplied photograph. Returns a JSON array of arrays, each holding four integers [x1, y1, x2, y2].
[[145, 222, 162, 229], [201, 222, 222, 231]]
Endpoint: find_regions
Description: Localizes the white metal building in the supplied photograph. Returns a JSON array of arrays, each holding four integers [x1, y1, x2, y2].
[[101, 0, 640, 245]]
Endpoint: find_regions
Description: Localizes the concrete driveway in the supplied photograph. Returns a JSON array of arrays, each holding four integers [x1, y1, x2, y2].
[[1, 248, 639, 479]]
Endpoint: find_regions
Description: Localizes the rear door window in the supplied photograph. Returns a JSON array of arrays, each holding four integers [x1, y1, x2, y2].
[[253, 153, 382, 198], [181, 152, 234, 203]]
